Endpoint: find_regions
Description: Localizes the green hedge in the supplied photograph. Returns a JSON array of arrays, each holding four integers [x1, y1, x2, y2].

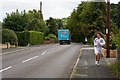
[[2, 29, 18, 45], [16, 31, 30, 46], [29, 31, 44, 45], [16, 31, 44, 46]]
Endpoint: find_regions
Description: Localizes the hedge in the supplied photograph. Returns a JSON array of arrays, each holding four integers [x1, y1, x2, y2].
[[16, 31, 30, 46], [29, 31, 44, 45], [16, 31, 44, 46], [2, 29, 18, 45]]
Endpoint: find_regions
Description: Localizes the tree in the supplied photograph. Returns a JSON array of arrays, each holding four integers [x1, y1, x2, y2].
[[25, 9, 45, 32], [66, 2, 117, 42], [2, 10, 27, 31], [2, 9, 45, 32], [46, 17, 57, 35], [46, 17, 64, 35], [110, 2, 120, 29], [118, 2, 120, 29]]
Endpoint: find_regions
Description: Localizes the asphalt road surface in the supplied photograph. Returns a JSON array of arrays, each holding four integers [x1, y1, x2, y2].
[[1, 43, 82, 78]]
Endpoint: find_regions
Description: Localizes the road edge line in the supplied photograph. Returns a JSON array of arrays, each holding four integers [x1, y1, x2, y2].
[[1, 47, 30, 56], [104, 57, 111, 65], [69, 46, 83, 79]]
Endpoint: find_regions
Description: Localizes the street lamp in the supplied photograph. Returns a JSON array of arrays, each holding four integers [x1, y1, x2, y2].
[[106, 0, 110, 58]]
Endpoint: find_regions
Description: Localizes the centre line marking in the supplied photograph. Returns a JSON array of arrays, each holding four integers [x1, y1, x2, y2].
[[0, 66, 12, 73], [42, 51, 47, 55], [22, 56, 39, 63], [79, 74, 88, 77], [85, 61, 88, 66]]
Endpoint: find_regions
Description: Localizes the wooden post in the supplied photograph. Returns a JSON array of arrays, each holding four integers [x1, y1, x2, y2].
[[106, 0, 110, 58]]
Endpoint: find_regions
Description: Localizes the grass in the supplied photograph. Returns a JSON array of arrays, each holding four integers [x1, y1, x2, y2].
[[110, 61, 120, 79]]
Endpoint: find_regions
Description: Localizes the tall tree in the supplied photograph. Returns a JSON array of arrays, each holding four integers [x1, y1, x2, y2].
[[25, 9, 45, 32], [3, 10, 26, 31], [46, 17, 64, 35], [66, 2, 117, 42], [2, 9, 45, 32], [46, 17, 57, 35]]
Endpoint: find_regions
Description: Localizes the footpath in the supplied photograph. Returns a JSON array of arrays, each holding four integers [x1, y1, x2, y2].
[[71, 45, 119, 80]]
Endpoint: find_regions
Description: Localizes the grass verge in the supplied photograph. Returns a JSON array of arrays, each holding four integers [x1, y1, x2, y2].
[[110, 61, 120, 79]]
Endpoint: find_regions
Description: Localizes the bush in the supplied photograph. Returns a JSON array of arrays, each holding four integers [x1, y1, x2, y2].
[[29, 31, 44, 45], [2, 29, 18, 45], [16, 31, 30, 46], [110, 38, 117, 50], [87, 36, 94, 45], [104, 33, 117, 50], [108, 31, 120, 49], [116, 30, 120, 48], [45, 34, 58, 43]]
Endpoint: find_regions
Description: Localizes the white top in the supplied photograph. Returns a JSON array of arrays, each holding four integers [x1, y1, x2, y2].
[[94, 37, 105, 54]]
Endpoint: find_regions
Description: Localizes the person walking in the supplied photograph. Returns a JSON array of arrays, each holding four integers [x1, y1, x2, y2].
[[94, 33, 105, 65]]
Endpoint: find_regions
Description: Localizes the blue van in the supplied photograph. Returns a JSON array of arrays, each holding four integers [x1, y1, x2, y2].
[[58, 29, 71, 45]]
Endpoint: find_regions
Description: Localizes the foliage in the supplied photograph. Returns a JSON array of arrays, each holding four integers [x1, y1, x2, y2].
[[104, 32, 118, 50], [87, 36, 94, 45], [66, 2, 117, 42], [46, 17, 64, 35], [110, 61, 120, 78], [117, 30, 120, 48], [45, 34, 58, 42], [2, 9, 45, 32], [2, 29, 18, 45], [16, 31, 30, 46], [17, 31, 44, 46], [43, 26, 50, 36], [111, 2, 120, 29], [2, 10, 27, 31], [114, 29, 120, 48], [29, 31, 44, 45], [110, 38, 117, 50], [25, 9, 45, 32]]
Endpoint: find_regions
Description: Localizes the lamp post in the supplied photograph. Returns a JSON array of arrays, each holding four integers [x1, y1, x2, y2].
[[106, 0, 110, 58]]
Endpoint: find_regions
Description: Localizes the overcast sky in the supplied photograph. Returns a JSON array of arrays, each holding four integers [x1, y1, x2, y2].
[[0, 0, 120, 21]]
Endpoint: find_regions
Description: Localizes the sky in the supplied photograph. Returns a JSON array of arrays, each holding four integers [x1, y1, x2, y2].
[[0, 0, 120, 22]]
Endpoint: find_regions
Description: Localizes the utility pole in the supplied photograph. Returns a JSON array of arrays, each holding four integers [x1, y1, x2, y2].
[[106, 0, 110, 58], [40, 2, 42, 12]]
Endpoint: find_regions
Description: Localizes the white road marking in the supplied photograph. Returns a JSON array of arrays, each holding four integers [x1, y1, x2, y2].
[[83, 47, 94, 50], [85, 67, 88, 69], [70, 47, 83, 79], [84, 61, 88, 66], [0, 66, 12, 73], [74, 58, 79, 68], [79, 74, 88, 77], [42, 51, 47, 55], [2, 48, 29, 56], [22, 56, 39, 63], [105, 58, 110, 65]]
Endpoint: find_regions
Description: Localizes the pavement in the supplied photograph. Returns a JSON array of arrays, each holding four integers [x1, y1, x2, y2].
[[70, 45, 118, 80], [1, 43, 82, 78]]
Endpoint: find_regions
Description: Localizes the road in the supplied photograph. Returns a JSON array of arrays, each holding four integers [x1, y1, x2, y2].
[[1, 43, 82, 78]]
